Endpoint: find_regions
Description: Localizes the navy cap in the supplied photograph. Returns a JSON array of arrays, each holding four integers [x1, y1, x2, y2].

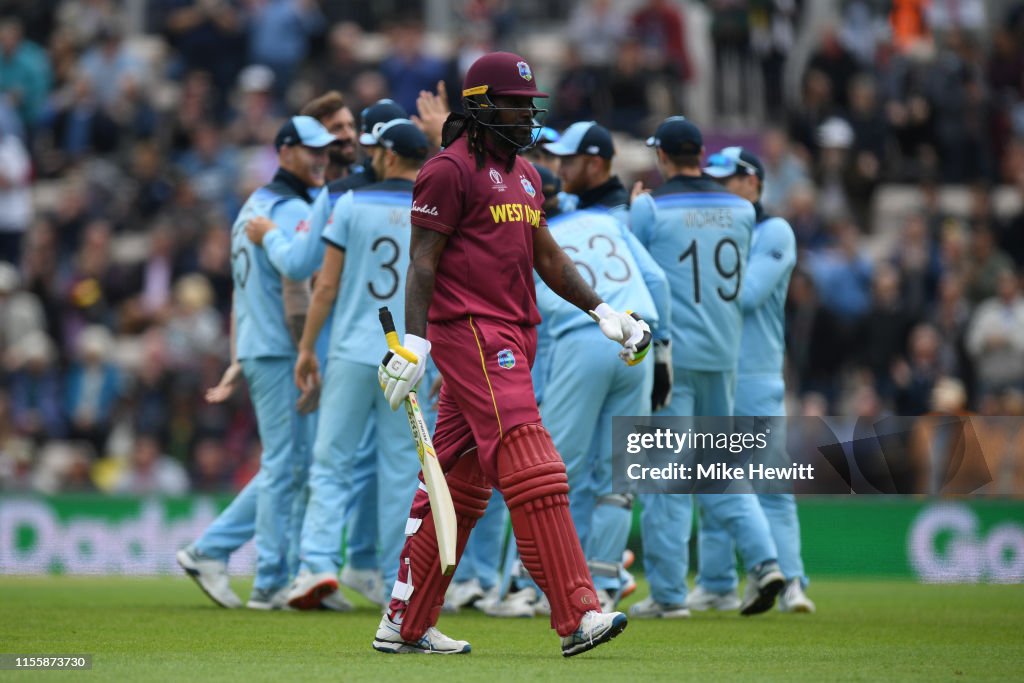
[[532, 162, 561, 195], [544, 121, 614, 159], [274, 116, 337, 149], [646, 116, 703, 155], [358, 99, 409, 145], [703, 146, 765, 180], [372, 119, 429, 161]]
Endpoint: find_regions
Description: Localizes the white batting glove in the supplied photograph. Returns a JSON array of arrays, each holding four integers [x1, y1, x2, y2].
[[588, 303, 653, 366], [378, 334, 431, 410]]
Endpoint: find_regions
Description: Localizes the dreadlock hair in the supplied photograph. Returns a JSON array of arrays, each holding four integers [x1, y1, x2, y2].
[[441, 105, 519, 173]]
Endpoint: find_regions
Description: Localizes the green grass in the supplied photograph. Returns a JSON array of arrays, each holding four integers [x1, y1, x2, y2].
[[0, 577, 1021, 682]]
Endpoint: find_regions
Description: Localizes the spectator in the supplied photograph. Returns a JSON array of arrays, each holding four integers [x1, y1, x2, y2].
[[0, 262, 46, 368], [928, 273, 972, 387], [751, 0, 802, 122], [963, 223, 1015, 303], [0, 17, 52, 131], [893, 323, 946, 415], [567, 0, 627, 71], [225, 64, 281, 147], [8, 330, 65, 443], [606, 38, 652, 138], [631, 0, 692, 111], [807, 24, 861, 111], [786, 269, 846, 404], [189, 436, 232, 492], [76, 22, 145, 110], [0, 122, 32, 265], [113, 432, 189, 495], [789, 69, 836, 162], [247, 0, 325, 100], [965, 268, 1024, 397], [0, 389, 34, 491], [175, 121, 240, 218], [857, 264, 914, 398], [785, 181, 828, 251], [378, 20, 447, 114], [163, 273, 224, 371], [891, 213, 941, 318], [32, 441, 97, 493], [65, 324, 121, 454], [760, 128, 808, 216], [807, 218, 874, 325]]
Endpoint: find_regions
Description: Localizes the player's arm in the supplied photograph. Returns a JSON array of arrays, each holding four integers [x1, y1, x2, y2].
[[740, 220, 797, 312], [247, 188, 333, 280], [205, 297, 241, 404], [294, 243, 344, 393], [405, 226, 447, 337], [533, 222, 602, 313]]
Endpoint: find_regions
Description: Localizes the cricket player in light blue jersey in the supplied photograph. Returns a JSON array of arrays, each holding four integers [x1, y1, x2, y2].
[[689, 147, 815, 614], [176, 116, 335, 610], [283, 119, 430, 610], [629, 117, 784, 619]]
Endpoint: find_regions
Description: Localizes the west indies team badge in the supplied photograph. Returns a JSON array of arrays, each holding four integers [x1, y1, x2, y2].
[[497, 349, 516, 369]]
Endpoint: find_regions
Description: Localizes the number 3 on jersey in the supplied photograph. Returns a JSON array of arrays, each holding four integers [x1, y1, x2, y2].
[[368, 236, 401, 301], [678, 237, 741, 304]]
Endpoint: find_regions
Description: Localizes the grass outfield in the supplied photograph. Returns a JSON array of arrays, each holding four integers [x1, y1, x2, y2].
[[1, 577, 1021, 682]]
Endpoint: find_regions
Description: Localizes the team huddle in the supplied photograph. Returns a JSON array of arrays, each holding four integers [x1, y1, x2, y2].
[[176, 52, 813, 658]]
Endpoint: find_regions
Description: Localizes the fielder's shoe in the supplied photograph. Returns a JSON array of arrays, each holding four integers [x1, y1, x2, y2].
[[620, 568, 637, 601], [447, 578, 486, 610], [533, 591, 551, 617], [778, 579, 816, 614], [176, 546, 242, 609], [247, 586, 290, 610], [340, 566, 385, 606], [286, 570, 340, 610], [372, 614, 471, 654], [481, 586, 537, 618], [319, 590, 354, 612], [685, 585, 742, 611], [740, 561, 786, 616], [474, 585, 501, 612], [622, 549, 635, 569], [628, 596, 691, 619], [561, 610, 628, 657]]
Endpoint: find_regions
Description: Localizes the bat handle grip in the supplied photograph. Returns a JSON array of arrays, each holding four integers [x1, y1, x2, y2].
[[379, 307, 396, 335]]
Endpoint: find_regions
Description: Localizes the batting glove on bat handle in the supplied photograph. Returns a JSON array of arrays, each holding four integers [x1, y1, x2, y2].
[[378, 306, 431, 410]]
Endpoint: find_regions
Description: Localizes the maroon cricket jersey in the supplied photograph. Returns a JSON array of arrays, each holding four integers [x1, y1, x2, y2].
[[410, 136, 546, 326]]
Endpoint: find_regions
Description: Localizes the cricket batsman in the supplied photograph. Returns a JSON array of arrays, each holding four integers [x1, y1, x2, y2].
[[374, 51, 651, 657]]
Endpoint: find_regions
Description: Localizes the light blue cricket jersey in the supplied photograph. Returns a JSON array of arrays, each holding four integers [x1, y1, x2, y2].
[[738, 211, 797, 377], [232, 171, 319, 360], [535, 208, 669, 339], [262, 185, 332, 281], [321, 178, 414, 367], [630, 175, 755, 371]]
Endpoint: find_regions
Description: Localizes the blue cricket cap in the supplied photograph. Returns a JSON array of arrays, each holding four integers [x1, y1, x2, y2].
[[543, 121, 614, 159], [704, 146, 765, 180], [531, 125, 560, 146], [646, 116, 703, 155], [358, 99, 409, 145], [372, 119, 429, 161], [274, 116, 336, 150]]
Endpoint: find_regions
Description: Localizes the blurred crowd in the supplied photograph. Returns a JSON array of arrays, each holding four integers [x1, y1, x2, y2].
[[0, 0, 1022, 495]]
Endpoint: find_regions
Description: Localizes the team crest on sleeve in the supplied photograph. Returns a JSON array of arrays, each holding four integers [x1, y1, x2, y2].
[[520, 176, 536, 197], [497, 349, 516, 369], [516, 61, 533, 81]]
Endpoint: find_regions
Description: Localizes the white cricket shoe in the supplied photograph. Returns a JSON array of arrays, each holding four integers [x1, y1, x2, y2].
[[247, 586, 290, 610], [685, 585, 742, 611], [481, 586, 537, 618], [779, 579, 816, 614], [561, 610, 628, 657], [176, 546, 242, 609], [473, 585, 501, 612], [628, 595, 691, 619], [372, 614, 471, 654], [447, 578, 486, 609], [340, 566, 385, 606], [287, 570, 340, 610], [740, 561, 786, 616]]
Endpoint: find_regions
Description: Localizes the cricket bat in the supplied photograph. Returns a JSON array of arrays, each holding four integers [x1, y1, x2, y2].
[[378, 307, 457, 576]]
